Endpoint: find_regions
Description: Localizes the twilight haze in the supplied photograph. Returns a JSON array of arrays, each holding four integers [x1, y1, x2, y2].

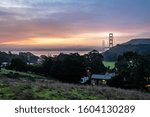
[[0, 0, 150, 50]]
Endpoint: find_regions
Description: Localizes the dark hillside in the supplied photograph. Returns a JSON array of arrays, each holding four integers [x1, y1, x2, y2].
[[125, 38, 150, 45], [103, 39, 150, 61]]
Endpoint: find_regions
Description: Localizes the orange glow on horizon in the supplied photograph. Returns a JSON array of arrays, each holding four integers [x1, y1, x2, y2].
[[0, 32, 136, 47]]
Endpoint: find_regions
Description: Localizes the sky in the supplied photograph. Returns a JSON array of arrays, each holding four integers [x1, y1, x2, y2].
[[0, 0, 150, 50]]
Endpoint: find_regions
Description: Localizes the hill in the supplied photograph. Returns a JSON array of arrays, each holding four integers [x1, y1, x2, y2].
[[103, 39, 150, 61], [0, 69, 150, 100], [125, 38, 150, 45]]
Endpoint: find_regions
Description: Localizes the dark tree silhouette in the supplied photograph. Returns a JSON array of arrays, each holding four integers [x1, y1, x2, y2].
[[108, 51, 150, 90], [7, 58, 27, 72], [84, 50, 106, 74], [51, 53, 85, 83]]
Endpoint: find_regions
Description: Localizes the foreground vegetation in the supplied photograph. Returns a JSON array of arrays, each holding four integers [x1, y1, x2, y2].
[[5, 50, 107, 83], [1, 50, 150, 93], [0, 68, 46, 79], [0, 72, 150, 100]]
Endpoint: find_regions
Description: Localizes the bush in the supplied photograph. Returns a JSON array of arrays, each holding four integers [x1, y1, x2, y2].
[[7, 58, 27, 72]]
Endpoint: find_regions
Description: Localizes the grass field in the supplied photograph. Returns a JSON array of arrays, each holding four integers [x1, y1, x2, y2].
[[0, 76, 150, 100], [103, 61, 115, 69], [0, 68, 46, 79], [0, 68, 150, 100]]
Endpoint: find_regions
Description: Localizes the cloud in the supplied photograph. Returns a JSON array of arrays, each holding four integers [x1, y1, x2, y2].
[[0, 0, 150, 49]]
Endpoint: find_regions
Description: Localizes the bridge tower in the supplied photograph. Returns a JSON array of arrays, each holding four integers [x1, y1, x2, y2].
[[109, 33, 113, 48]]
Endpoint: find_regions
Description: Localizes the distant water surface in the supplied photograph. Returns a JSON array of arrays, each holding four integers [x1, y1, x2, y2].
[[7, 50, 90, 57]]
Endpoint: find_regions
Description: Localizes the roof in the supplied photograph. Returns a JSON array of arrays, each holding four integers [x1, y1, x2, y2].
[[1, 62, 8, 64], [91, 74, 114, 80]]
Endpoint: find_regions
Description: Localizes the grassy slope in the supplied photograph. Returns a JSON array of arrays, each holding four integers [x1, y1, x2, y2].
[[0, 70, 150, 100], [0, 69, 46, 79], [103, 61, 115, 69]]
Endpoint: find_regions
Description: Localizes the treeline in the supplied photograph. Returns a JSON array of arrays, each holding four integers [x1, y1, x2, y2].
[[5, 50, 107, 83], [2, 50, 150, 90], [108, 52, 150, 90], [0, 51, 39, 63]]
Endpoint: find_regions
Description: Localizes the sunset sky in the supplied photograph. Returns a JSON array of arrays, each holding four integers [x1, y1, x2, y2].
[[0, 0, 150, 50]]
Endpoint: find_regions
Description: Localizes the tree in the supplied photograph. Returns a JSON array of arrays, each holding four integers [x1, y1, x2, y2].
[[51, 53, 85, 83], [42, 56, 54, 75], [108, 51, 150, 90], [84, 50, 106, 74], [7, 58, 27, 72], [0, 62, 1, 72], [19, 52, 39, 63]]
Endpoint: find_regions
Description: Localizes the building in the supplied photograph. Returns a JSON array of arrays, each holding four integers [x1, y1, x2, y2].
[[91, 73, 115, 85], [80, 73, 115, 85], [1, 62, 9, 68]]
